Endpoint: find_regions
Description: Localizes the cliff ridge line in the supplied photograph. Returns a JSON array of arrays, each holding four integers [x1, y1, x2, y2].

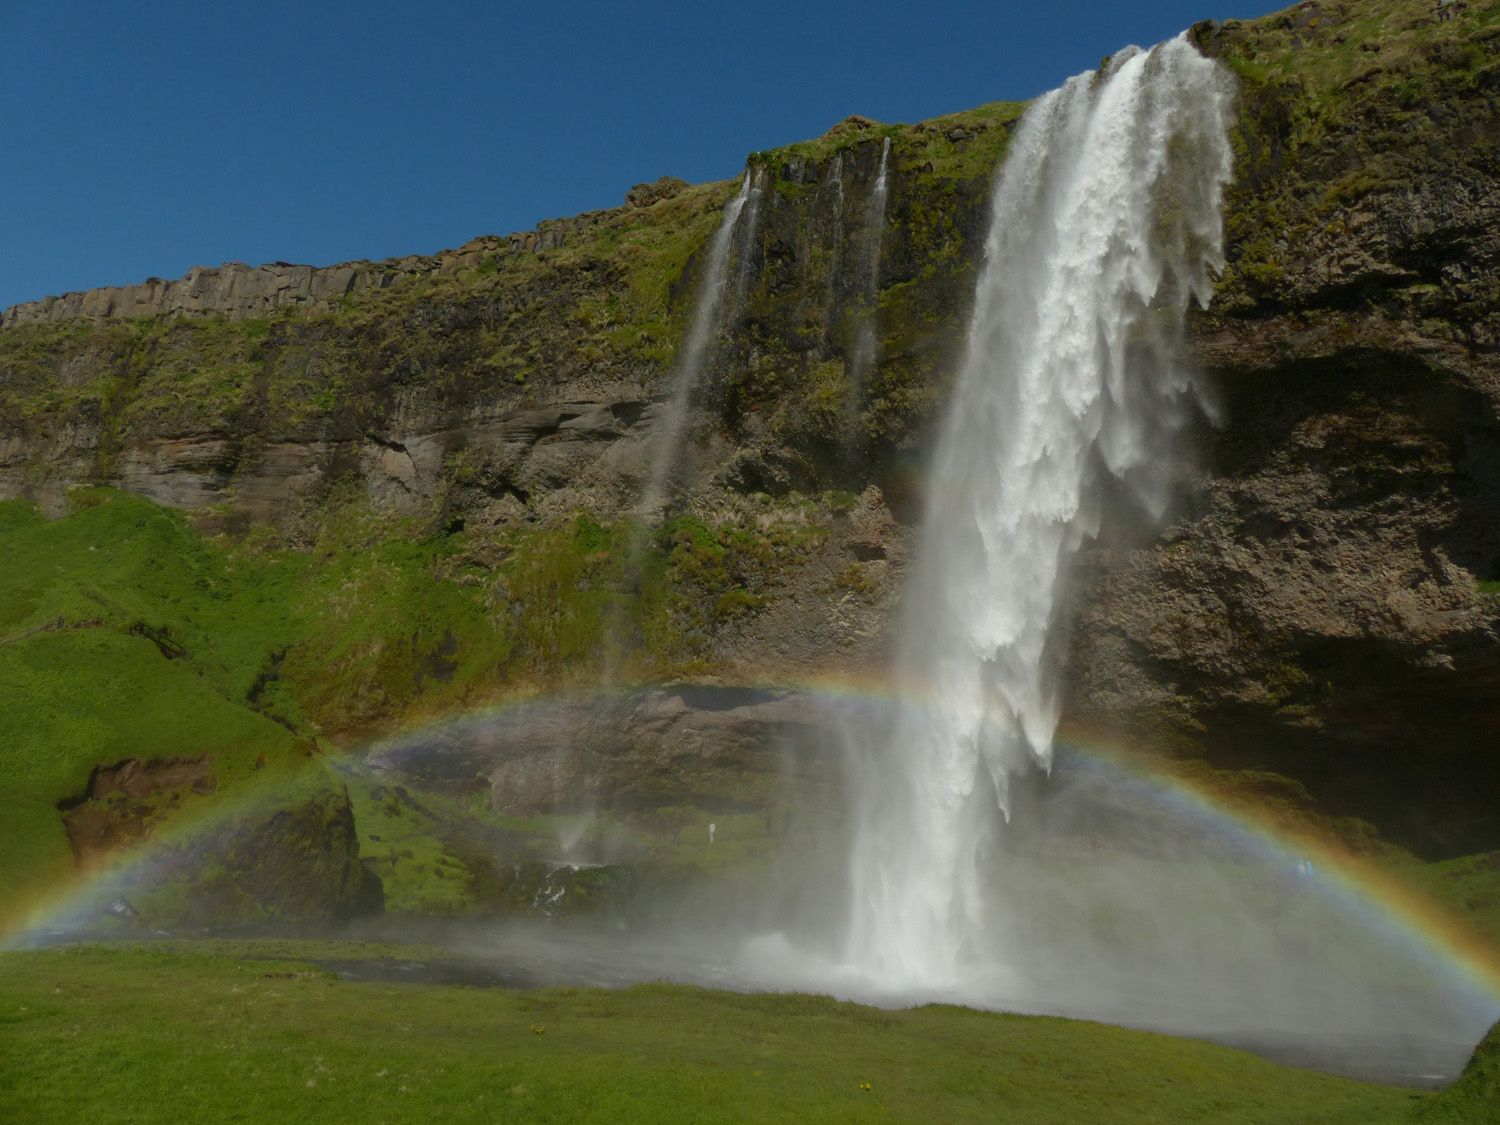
[[0, 176, 694, 330]]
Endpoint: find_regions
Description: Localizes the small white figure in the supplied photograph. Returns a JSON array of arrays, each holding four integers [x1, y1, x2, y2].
[[708, 822, 717, 844]]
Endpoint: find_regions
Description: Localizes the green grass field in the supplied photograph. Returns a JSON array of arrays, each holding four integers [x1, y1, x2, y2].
[[0, 942, 1447, 1124]]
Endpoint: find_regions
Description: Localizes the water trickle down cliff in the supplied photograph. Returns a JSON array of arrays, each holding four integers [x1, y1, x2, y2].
[[821, 154, 849, 351], [637, 170, 762, 518], [601, 168, 765, 680], [727, 166, 767, 327], [849, 136, 892, 407]]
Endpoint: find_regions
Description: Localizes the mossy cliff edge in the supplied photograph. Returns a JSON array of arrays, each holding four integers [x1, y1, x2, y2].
[[2, 0, 1499, 930]]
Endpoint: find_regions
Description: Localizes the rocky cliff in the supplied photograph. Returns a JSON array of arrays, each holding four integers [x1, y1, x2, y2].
[[1070, 0, 1500, 856], [0, 189, 679, 330], [3, 0, 1499, 887]]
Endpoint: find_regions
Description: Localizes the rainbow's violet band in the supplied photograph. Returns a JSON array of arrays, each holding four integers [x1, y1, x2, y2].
[[7, 672, 1500, 1015]]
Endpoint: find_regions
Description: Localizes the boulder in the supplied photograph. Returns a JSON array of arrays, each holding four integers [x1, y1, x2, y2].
[[625, 177, 689, 208]]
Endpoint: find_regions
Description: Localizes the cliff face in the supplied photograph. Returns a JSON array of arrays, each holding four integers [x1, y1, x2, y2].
[[0, 102, 1012, 527], [3, 0, 1499, 861], [1068, 2, 1500, 856]]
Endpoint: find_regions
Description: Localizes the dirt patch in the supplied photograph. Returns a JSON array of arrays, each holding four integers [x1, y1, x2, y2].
[[57, 756, 216, 867]]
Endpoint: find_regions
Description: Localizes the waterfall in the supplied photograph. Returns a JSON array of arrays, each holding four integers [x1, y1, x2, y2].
[[600, 168, 762, 683], [728, 167, 766, 324], [849, 136, 891, 398], [816, 154, 848, 349], [637, 170, 759, 517], [843, 37, 1234, 988]]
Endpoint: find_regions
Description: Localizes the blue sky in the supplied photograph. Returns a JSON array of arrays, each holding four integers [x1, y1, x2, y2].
[[1, 1, 1276, 311]]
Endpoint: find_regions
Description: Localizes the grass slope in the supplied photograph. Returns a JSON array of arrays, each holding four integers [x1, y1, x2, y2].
[[0, 631, 295, 930], [1418, 1020, 1500, 1121], [0, 943, 1425, 1124], [0, 492, 305, 927], [0, 490, 830, 925]]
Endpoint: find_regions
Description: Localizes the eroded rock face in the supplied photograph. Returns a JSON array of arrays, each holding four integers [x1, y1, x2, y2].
[[58, 762, 380, 928], [367, 687, 842, 819], [1061, 17, 1500, 856], [81, 756, 216, 800], [1, 261, 394, 328], [1065, 347, 1500, 855], [626, 177, 689, 208], [0, 209, 645, 330]]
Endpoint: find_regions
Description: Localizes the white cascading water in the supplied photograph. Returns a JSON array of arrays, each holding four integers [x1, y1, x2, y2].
[[728, 167, 766, 325], [844, 36, 1235, 988], [603, 170, 759, 682], [849, 136, 891, 392], [823, 153, 847, 347], [638, 170, 758, 516]]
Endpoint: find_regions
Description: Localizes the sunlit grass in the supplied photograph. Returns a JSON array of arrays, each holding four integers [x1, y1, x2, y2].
[[0, 942, 1427, 1123]]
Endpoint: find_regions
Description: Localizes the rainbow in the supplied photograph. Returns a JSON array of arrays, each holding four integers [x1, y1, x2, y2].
[[802, 671, 1500, 1007], [1048, 724, 1500, 1006], [6, 673, 1500, 1018], [0, 760, 348, 943]]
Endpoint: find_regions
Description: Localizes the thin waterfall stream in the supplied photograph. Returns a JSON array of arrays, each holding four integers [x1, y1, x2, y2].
[[637, 169, 760, 520], [728, 167, 766, 328], [849, 135, 891, 399], [599, 169, 763, 686]]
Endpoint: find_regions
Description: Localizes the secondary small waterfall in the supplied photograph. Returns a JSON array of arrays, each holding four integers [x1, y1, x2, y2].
[[849, 136, 891, 396], [638, 170, 760, 517], [601, 170, 761, 684], [728, 167, 767, 324], [843, 37, 1234, 987], [824, 153, 847, 348]]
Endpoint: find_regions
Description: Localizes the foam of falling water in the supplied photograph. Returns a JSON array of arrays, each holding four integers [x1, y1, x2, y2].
[[843, 37, 1235, 988], [848, 136, 891, 398], [636, 170, 758, 518]]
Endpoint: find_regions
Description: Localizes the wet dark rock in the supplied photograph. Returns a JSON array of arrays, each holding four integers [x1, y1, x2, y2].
[[368, 687, 839, 821], [1061, 13, 1500, 856]]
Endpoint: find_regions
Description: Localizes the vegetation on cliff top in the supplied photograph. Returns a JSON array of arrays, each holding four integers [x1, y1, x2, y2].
[[1206, 0, 1500, 311], [1215, 0, 1500, 97], [0, 92, 1023, 474]]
